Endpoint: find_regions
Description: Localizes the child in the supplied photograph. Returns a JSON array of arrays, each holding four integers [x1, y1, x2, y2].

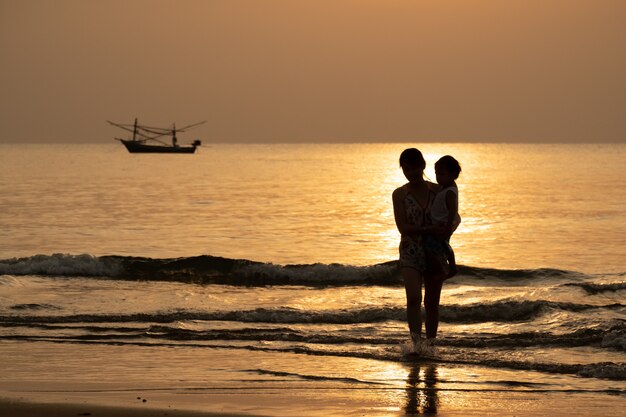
[[425, 155, 461, 279]]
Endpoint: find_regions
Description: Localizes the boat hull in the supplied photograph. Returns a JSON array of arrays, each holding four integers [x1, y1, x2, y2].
[[120, 140, 197, 154]]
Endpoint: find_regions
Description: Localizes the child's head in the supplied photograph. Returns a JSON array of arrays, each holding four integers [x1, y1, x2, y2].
[[399, 148, 426, 182], [434, 155, 461, 186]]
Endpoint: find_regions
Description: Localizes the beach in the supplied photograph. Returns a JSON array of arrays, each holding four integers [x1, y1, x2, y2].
[[2, 341, 624, 417], [3, 385, 624, 417], [1, 143, 624, 416]]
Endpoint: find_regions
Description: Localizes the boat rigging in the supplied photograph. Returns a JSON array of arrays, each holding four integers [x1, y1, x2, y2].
[[108, 118, 206, 153]]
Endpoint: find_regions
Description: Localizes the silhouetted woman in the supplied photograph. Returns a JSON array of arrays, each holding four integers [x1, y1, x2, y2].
[[392, 148, 443, 348]]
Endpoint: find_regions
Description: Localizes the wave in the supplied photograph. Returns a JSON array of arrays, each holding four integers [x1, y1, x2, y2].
[[0, 253, 597, 287], [0, 254, 124, 278], [2, 300, 622, 326], [456, 265, 586, 280], [602, 329, 626, 352], [10, 322, 623, 352], [154, 323, 626, 352], [0, 253, 398, 285], [247, 368, 387, 385], [563, 282, 626, 294], [10, 303, 60, 311], [467, 358, 626, 381]]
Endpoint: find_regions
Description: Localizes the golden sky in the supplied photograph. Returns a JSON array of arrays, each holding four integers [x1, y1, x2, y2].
[[1, 0, 625, 143]]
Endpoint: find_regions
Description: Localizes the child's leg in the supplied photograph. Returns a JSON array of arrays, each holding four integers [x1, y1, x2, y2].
[[447, 247, 458, 278]]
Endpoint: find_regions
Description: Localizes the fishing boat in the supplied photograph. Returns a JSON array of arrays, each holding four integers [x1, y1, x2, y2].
[[108, 118, 206, 153]]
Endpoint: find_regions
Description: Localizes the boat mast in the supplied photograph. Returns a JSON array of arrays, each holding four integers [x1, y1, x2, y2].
[[133, 118, 138, 142]]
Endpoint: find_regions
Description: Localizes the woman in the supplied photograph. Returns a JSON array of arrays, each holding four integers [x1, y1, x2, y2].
[[392, 148, 443, 349]]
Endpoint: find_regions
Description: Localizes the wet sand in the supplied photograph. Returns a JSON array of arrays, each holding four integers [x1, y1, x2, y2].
[[2, 390, 624, 417], [0, 398, 258, 417], [1, 340, 624, 417]]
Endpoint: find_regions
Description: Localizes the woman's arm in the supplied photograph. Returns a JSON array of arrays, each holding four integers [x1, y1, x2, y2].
[[392, 188, 431, 236]]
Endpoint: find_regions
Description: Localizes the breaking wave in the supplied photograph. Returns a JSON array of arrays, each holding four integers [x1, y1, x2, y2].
[[2, 300, 621, 325], [563, 282, 626, 294], [0, 253, 601, 287]]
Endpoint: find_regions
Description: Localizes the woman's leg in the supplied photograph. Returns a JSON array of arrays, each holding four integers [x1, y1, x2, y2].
[[425, 250, 448, 283], [424, 274, 443, 339], [402, 267, 423, 337]]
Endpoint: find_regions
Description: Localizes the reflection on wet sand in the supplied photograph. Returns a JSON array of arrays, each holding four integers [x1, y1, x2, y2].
[[405, 364, 438, 415]]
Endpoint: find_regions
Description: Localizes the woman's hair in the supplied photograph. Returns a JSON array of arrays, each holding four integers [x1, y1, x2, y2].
[[435, 155, 461, 179], [399, 148, 425, 169]]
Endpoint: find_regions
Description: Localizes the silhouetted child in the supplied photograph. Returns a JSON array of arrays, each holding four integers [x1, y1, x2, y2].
[[425, 155, 461, 279]]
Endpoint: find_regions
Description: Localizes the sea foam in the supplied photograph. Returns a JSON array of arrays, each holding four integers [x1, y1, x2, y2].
[[0, 254, 123, 277]]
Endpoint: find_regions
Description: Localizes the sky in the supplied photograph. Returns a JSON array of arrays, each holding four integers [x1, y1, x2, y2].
[[1, 0, 625, 144]]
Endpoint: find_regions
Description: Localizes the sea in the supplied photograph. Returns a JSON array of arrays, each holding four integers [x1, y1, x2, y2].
[[0, 143, 625, 415]]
